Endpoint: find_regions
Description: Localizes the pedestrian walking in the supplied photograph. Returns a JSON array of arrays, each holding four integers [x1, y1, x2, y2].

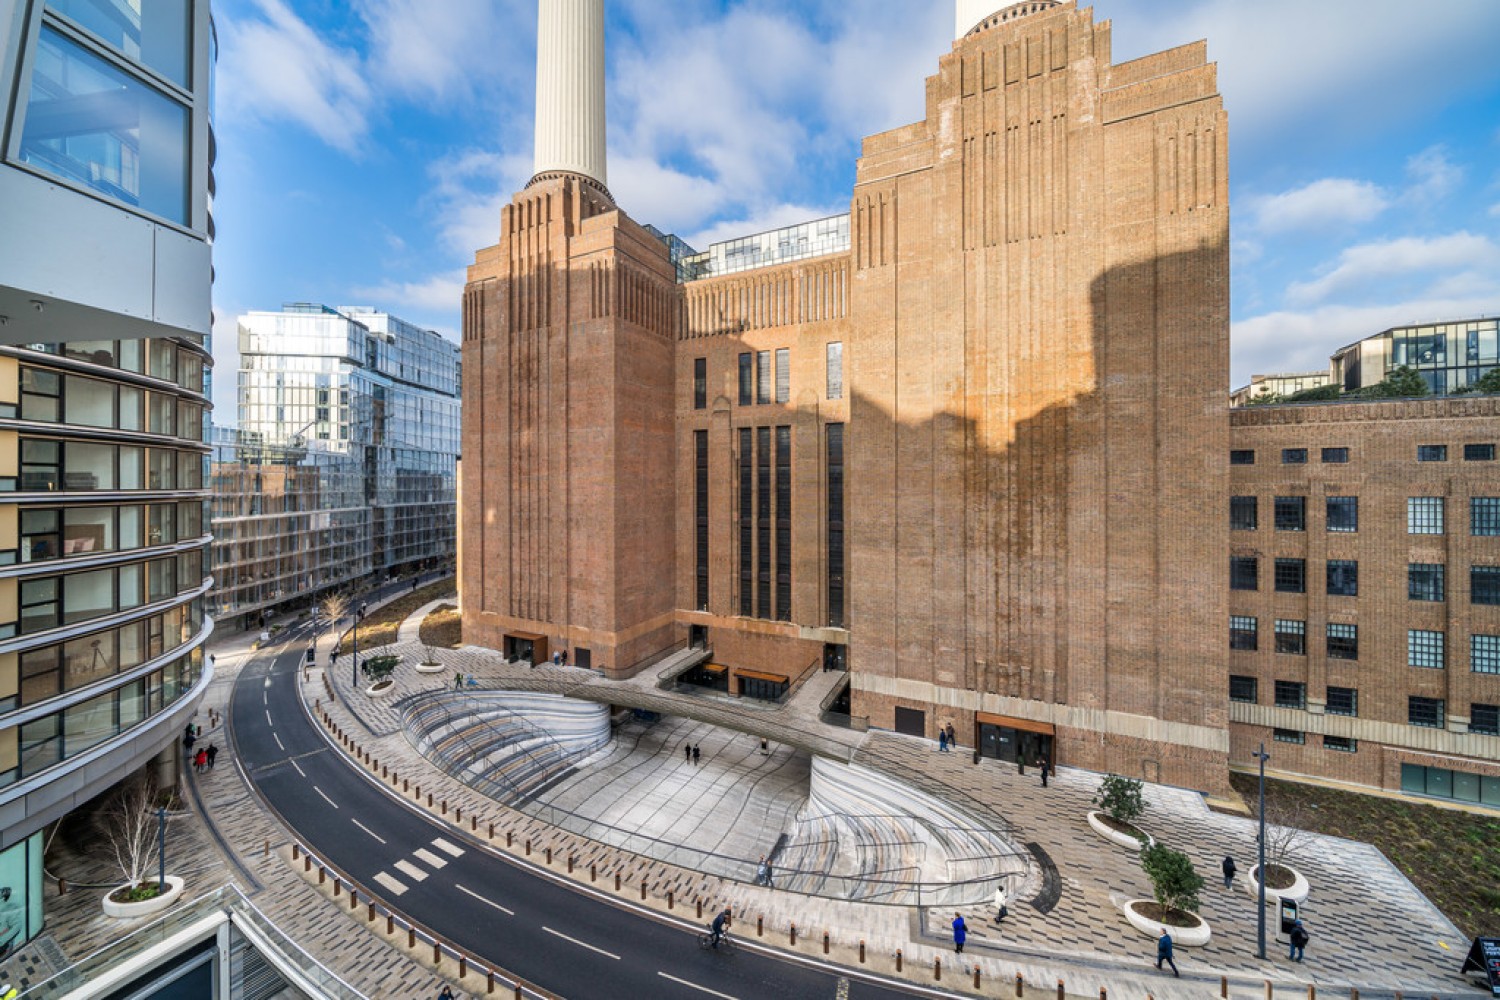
[[945, 723, 956, 747], [1289, 919, 1309, 962], [755, 855, 769, 886], [436, 987, 455, 1000], [938, 730, 948, 752], [454, 672, 463, 690], [1038, 756, 1051, 787], [206, 744, 218, 769], [684, 744, 692, 763], [952, 913, 967, 954], [993, 883, 1008, 923], [760, 738, 769, 755], [193, 748, 207, 773], [1221, 855, 1237, 889], [183, 732, 196, 752], [693, 744, 701, 764], [1155, 928, 1180, 977]]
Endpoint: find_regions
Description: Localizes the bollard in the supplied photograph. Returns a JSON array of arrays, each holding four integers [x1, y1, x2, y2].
[[860, 940, 866, 964], [58, 878, 66, 896], [304, 855, 311, 872], [460, 956, 467, 978], [1222, 977, 1229, 999], [640, 882, 647, 901], [668, 890, 674, 910], [757, 915, 763, 937], [382, 765, 388, 779], [592, 864, 598, 883], [823, 931, 830, 954], [367, 901, 375, 921], [1017, 972, 1024, 997], [434, 942, 441, 966], [975, 967, 981, 989], [489, 821, 495, 839], [1265, 983, 1273, 1000], [697, 900, 703, 919], [525, 839, 531, 856], [264, 838, 270, 857], [935, 956, 941, 981], [487, 971, 494, 994], [319, 867, 326, 885], [387, 914, 394, 934], [442, 799, 448, 816], [404, 778, 410, 793], [895, 949, 902, 972], [1308, 988, 1315, 1000], [1351, 992, 1359, 1000], [409, 928, 416, 948], [456, 806, 462, 822], [568, 855, 574, 873], [1100, 989, 1106, 1000], [513, 986, 521, 1000], [615, 873, 621, 891], [333, 878, 340, 897], [292, 843, 300, 860], [546, 847, 552, 865], [473, 816, 479, 832], [428, 793, 434, 807], [349, 888, 357, 910], [507, 831, 514, 848], [790, 923, 797, 946], [1057, 980, 1065, 1000]]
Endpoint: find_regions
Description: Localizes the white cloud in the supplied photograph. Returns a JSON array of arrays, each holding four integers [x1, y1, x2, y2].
[[351, 272, 466, 318], [216, 0, 373, 153], [1402, 145, 1462, 205], [610, 156, 726, 235], [355, 0, 531, 102], [422, 148, 532, 257], [1286, 232, 1500, 306], [1249, 178, 1389, 234], [1489, 202, 1500, 219]]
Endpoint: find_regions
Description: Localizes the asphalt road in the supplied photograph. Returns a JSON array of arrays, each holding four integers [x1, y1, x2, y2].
[[229, 618, 950, 1000]]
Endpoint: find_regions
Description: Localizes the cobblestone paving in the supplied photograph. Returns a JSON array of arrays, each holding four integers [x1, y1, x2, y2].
[[311, 612, 1483, 999]]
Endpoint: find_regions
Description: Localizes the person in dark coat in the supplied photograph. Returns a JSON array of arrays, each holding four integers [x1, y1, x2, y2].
[[693, 744, 701, 764], [1156, 928, 1179, 976], [1038, 757, 1051, 787], [1222, 855, 1237, 889], [952, 913, 967, 954], [1289, 919, 1309, 961], [684, 744, 692, 763], [206, 744, 218, 769]]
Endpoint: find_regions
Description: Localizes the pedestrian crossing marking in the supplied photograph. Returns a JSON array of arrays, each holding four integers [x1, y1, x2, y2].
[[432, 837, 465, 857], [394, 860, 429, 881], [373, 871, 408, 896], [412, 848, 448, 869]]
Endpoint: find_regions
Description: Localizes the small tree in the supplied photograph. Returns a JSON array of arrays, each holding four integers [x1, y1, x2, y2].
[[1356, 365, 1429, 399], [421, 645, 441, 666], [1458, 366, 1500, 395], [97, 775, 162, 896], [361, 650, 399, 685], [1263, 800, 1315, 870], [1139, 842, 1204, 916], [319, 592, 350, 632], [1093, 774, 1146, 826]]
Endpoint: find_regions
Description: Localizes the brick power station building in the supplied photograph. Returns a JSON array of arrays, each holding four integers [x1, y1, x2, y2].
[[462, 0, 1237, 793]]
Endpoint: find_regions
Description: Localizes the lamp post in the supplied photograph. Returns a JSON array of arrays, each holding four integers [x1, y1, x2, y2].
[[1252, 741, 1270, 959], [351, 605, 363, 690]]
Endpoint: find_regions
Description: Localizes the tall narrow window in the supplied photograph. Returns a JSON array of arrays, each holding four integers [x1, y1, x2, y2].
[[738, 354, 753, 406], [757, 426, 771, 616], [693, 358, 707, 410], [827, 423, 845, 628], [826, 342, 844, 400], [1408, 497, 1444, 534], [1230, 496, 1258, 531], [775, 426, 791, 620], [738, 428, 752, 616], [1325, 496, 1358, 532], [756, 351, 771, 405], [775, 349, 789, 404], [695, 431, 708, 610]]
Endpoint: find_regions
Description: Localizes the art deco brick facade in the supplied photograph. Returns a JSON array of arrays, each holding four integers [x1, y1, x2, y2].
[[463, 1, 1232, 792], [1228, 397, 1500, 801]]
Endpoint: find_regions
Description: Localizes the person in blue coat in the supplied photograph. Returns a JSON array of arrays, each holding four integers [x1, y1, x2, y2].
[[952, 913, 967, 954], [1156, 928, 1179, 977]]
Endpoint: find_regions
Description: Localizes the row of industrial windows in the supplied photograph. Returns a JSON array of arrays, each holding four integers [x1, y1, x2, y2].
[[17, 553, 205, 636], [1230, 444, 1496, 465], [1233, 676, 1498, 735], [736, 427, 791, 621], [20, 340, 207, 395], [1231, 496, 1500, 535], [1231, 556, 1500, 603], [15, 438, 206, 493], [695, 343, 845, 409], [1232, 617, 1500, 672], [19, 367, 205, 441], [694, 431, 709, 610], [1266, 729, 1358, 752], [17, 501, 205, 565], [6, 648, 203, 789], [11, 597, 204, 710], [1401, 764, 1500, 808], [827, 423, 845, 629]]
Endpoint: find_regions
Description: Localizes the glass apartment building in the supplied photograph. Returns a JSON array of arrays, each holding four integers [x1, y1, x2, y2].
[[211, 305, 460, 627], [1332, 317, 1500, 395], [0, 0, 216, 957]]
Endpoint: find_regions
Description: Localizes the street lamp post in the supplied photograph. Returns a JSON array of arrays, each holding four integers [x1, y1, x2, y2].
[[351, 606, 363, 690], [1252, 741, 1270, 959]]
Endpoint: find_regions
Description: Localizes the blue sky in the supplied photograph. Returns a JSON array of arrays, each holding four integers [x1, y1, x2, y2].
[[208, 0, 1500, 416]]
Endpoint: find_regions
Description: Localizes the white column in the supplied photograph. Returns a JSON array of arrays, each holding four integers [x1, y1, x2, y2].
[[533, 0, 608, 189]]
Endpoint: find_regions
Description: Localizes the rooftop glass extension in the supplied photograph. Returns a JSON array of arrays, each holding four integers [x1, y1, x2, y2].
[[650, 214, 851, 283]]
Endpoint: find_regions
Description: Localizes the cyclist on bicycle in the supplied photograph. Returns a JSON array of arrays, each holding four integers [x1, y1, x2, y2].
[[708, 907, 731, 948]]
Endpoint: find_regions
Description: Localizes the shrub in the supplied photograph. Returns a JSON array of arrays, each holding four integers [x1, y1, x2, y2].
[[1140, 842, 1204, 915], [1093, 774, 1146, 825], [361, 653, 399, 684]]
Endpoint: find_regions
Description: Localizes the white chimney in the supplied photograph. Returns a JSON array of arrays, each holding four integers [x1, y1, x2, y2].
[[532, 0, 608, 189]]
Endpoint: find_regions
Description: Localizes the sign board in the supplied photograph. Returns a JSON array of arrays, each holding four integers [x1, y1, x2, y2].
[[1460, 937, 1500, 995]]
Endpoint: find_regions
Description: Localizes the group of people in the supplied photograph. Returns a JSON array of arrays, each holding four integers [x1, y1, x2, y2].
[[683, 743, 701, 764], [183, 722, 218, 773]]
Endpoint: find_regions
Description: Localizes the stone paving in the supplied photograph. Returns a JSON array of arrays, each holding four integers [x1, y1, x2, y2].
[[307, 606, 1485, 1000]]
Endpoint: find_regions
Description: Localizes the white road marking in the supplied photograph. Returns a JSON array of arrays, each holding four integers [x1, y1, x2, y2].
[[273, 733, 285, 751], [265, 710, 273, 727], [454, 883, 514, 915], [290, 760, 306, 777], [351, 818, 386, 844], [312, 786, 338, 809], [542, 927, 619, 960], [394, 860, 428, 882], [657, 972, 737, 998], [432, 837, 465, 857], [373, 872, 407, 896], [262, 690, 267, 705], [412, 848, 447, 869]]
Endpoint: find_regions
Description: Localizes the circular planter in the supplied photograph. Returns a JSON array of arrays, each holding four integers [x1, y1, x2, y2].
[[1122, 899, 1211, 947], [414, 662, 445, 674], [1245, 863, 1310, 905], [365, 680, 396, 697], [1087, 811, 1152, 850], [103, 876, 184, 919]]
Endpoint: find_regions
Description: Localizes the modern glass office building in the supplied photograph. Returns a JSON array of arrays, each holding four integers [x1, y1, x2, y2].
[[211, 305, 460, 627], [1332, 317, 1500, 395], [0, 0, 216, 956]]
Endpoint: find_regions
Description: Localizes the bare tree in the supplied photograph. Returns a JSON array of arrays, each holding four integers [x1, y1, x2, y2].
[[96, 775, 160, 890], [1263, 800, 1315, 869], [319, 592, 350, 630]]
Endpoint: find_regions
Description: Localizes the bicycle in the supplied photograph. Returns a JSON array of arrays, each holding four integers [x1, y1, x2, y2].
[[697, 928, 736, 952]]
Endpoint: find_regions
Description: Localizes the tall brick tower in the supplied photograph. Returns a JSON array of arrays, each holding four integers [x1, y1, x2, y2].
[[461, 0, 678, 674], [847, 0, 1231, 790]]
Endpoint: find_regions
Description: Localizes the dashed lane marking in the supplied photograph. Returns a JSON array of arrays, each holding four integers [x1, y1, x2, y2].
[[274, 733, 285, 751], [394, 860, 428, 882], [265, 710, 273, 727], [351, 818, 385, 844], [373, 872, 407, 896], [432, 837, 465, 857], [656, 972, 737, 999], [542, 927, 620, 960], [290, 760, 305, 777], [412, 848, 447, 869], [454, 883, 514, 916], [312, 785, 338, 809]]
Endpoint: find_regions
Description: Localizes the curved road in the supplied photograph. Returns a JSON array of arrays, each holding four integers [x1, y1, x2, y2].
[[229, 620, 950, 1000]]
